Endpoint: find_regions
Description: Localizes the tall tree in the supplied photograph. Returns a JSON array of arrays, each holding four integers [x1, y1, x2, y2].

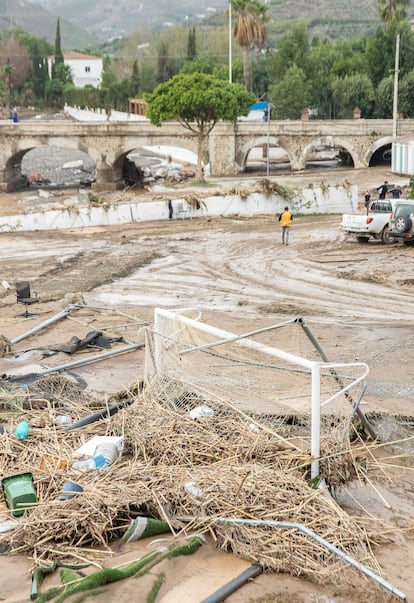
[[375, 75, 394, 117], [230, 0, 267, 90], [54, 18, 64, 66], [187, 26, 196, 61], [145, 72, 255, 181], [270, 22, 309, 82], [129, 60, 140, 97], [378, 0, 409, 27], [330, 73, 375, 118], [157, 41, 174, 84], [398, 70, 414, 116], [0, 37, 30, 108], [270, 65, 310, 119]]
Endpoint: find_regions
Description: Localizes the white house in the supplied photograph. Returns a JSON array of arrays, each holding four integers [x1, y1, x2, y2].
[[48, 51, 103, 88]]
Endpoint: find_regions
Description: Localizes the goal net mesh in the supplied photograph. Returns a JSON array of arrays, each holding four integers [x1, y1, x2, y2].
[[139, 309, 367, 485]]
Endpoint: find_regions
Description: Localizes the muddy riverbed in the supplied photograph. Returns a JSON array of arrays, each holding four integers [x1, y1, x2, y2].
[[0, 165, 413, 603]]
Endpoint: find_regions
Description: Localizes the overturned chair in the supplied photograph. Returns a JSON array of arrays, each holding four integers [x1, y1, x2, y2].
[[15, 281, 39, 318]]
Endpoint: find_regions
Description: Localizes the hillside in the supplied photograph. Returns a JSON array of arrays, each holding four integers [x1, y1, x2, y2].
[[29, 0, 414, 44], [1, 0, 413, 51], [0, 0, 96, 49]]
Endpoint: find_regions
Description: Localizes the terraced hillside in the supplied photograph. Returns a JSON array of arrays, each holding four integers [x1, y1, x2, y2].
[[28, 0, 408, 42]]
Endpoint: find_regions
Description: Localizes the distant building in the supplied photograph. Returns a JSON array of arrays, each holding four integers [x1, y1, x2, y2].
[[48, 51, 103, 88]]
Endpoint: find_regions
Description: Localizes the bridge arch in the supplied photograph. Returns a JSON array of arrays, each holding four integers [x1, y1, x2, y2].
[[4, 140, 97, 189], [299, 136, 359, 170], [116, 136, 201, 163], [237, 136, 297, 172], [102, 136, 203, 187], [364, 136, 393, 167]]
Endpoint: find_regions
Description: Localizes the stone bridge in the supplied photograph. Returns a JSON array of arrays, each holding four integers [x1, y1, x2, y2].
[[0, 118, 412, 190]]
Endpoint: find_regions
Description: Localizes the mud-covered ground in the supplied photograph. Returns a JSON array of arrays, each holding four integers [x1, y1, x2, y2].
[[1, 168, 414, 603]]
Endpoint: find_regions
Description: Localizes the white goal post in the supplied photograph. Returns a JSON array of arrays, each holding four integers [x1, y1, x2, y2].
[[152, 307, 369, 479]]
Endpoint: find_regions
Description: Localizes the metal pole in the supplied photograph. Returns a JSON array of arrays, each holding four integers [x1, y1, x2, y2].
[[10, 305, 80, 345], [311, 364, 321, 479], [213, 518, 406, 600], [13, 343, 144, 379], [266, 101, 270, 177], [180, 317, 298, 356], [154, 308, 317, 371], [296, 317, 377, 441], [228, 2, 232, 83], [392, 34, 400, 139]]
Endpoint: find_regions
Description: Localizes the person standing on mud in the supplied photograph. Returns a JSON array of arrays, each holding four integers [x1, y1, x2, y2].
[[389, 186, 402, 199], [278, 206, 293, 245], [364, 191, 371, 214], [377, 181, 389, 199]]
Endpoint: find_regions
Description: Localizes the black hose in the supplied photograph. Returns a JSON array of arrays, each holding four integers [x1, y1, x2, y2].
[[61, 399, 134, 432], [199, 565, 263, 603]]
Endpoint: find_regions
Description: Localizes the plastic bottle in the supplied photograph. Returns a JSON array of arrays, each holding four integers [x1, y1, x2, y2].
[[15, 421, 30, 440], [54, 415, 72, 426], [93, 442, 120, 466], [71, 455, 107, 473], [91, 455, 107, 469]]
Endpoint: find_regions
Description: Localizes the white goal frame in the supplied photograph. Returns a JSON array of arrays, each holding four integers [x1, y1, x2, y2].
[[153, 307, 369, 479]]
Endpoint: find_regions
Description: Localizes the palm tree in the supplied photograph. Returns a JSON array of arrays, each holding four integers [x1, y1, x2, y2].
[[230, 0, 267, 90], [378, 0, 409, 27]]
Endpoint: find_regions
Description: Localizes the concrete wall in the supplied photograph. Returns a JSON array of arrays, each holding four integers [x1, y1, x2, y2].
[[0, 185, 357, 233]]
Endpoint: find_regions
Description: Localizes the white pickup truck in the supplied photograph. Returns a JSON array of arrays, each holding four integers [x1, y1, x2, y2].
[[341, 199, 397, 244]]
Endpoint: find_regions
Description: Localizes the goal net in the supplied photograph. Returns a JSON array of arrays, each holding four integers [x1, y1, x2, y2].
[[142, 308, 369, 482]]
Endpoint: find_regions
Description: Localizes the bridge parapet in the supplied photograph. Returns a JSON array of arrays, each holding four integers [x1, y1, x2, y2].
[[0, 119, 410, 188]]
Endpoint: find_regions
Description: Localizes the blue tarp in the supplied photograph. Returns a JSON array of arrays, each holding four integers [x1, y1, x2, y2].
[[249, 101, 268, 111]]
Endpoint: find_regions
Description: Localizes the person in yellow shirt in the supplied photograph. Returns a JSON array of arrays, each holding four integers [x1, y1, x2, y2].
[[278, 206, 293, 245]]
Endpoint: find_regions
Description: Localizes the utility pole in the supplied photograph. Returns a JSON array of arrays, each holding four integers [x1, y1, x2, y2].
[[392, 34, 400, 139], [228, 2, 232, 83], [266, 102, 270, 177]]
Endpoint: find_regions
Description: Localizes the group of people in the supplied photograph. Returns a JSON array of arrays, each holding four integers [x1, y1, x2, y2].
[[278, 179, 405, 242], [376, 180, 403, 199], [364, 180, 403, 213]]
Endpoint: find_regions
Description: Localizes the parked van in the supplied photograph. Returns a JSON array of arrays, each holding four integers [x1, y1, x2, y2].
[[389, 199, 414, 244]]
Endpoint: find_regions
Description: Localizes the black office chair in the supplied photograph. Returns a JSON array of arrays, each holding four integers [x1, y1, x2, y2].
[[15, 281, 39, 318]]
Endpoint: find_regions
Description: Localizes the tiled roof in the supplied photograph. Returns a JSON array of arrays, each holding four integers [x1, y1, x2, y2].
[[48, 51, 102, 61]]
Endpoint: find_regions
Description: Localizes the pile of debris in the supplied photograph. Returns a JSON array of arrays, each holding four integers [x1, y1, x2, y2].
[[123, 155, 196, 189], [0, 314, 408, 602], [0, 374, 375, 582]]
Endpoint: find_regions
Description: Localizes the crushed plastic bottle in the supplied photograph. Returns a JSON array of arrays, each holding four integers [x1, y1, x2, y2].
[[72, 455, 108, 473], [184, 481, 204, 498], [189, 405, 214, 420], [54, 415, 72, 426]]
